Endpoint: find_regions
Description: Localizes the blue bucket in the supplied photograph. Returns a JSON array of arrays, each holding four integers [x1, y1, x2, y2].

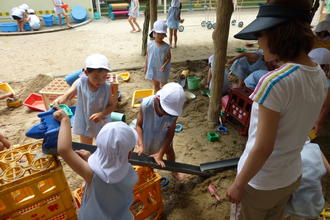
[[54, 15, 66, 25], [71, 6, 87, 23], [42, 14, 54, 27], [0, 23, 18, 32], [65, 69, 83, 86], [24, 23, 31, 31]]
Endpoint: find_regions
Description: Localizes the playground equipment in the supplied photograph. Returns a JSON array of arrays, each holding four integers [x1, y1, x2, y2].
[[131, 89, 154, 108], [201, 0, 216, 30], [108, 3, 130, 20], [23, 93, 46, 111], [223, 87, 253, 136], [231, 0, 244, 28], [0, 141, 77, 220]]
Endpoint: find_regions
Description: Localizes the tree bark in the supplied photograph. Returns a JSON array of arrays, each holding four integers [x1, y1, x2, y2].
[[141, 1, 150, 56], [150, 0, 158, 29], [207, 0, 233, 124]]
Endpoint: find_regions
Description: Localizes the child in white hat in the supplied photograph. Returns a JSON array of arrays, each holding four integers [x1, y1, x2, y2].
[[27, 9, 41, 31], [54, 110, 138, 220], [144, 20, 171, 92], [135, 82, 186, 179], [11, 4, 29, 32], [53, 54, 115, 144]]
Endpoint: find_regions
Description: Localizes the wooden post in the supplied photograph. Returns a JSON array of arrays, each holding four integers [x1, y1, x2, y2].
[[150, 0, 158, 29], [207, 0, 233, 124], [141, 1, 150, 56]]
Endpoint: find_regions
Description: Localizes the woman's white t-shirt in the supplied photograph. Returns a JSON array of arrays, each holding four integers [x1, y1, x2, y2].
[[237, 63, 328, 190]]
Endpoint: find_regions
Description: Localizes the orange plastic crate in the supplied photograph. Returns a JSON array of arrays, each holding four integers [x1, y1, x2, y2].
[[0, 141, 77, 220]]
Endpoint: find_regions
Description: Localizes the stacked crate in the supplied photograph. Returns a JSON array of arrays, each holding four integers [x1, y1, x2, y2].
[[0, 141, 77, 220]]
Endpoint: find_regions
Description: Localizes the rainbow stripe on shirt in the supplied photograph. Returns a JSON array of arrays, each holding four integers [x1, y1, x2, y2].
[[250, 64, 300, 104]]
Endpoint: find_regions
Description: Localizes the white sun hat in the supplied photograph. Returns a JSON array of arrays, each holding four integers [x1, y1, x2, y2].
[[153, 20, 168, 35], [315, 20, 330, 33], [19, 4, 29, 11], [156, 82, 186, 116], [85, 54, 110, 71], [308, 48, 330, 65], [88, 121, 138, 184], [27, 8, 35, 14]]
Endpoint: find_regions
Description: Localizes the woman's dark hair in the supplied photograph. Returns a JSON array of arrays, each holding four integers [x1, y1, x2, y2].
[[262, 0, 314, 61], [262, 20, 315, 61], [86, 68, 109, 73]]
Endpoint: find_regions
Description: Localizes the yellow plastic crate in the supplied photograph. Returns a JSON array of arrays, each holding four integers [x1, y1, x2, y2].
[[131, 166, 163, 220], [131, 89, 155, 108], [0, 141, 77, 220]]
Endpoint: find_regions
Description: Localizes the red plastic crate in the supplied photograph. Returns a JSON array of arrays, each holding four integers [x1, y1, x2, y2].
[[224, 87, 253, 136], [23, 93, 46, 111]]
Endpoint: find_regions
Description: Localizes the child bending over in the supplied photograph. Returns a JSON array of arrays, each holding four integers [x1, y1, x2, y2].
[[285, 139, 330, 220], [54, 109, 138, 220], [145, 20, 171, 92], [53, 54, 115, 144]]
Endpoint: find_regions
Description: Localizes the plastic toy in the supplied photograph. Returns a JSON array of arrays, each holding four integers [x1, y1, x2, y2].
[[111, 112, 126, 122], [108, 3, 130, 20], [178, 25, 184, 32], [26, 106, 75, 155], [71, 6, 88, 23], [321, 208, 330, 219], [23, 93, 46, 111], [49, 104, 73, 118], [208, 184, 221, 201], [207, 132, 219, 142], [65, 69, 83, 86], [175, 123, 183, 133], [131, 89, 154, 108], [160, 177, 169, 187], [216, 115, 228, 133], [118, 72, 130, 82], [6, 97, 22, 108], [61, 4, 69, 10]]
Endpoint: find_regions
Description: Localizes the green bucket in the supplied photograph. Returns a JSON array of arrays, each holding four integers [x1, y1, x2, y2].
[[187, 77, 200, 91], [111, 112, 126, 122]]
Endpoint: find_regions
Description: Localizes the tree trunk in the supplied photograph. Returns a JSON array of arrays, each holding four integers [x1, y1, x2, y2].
[[141, 1, 150, 56], [150, 0, 158, 29], [310, 0, 320, 23], [207, 0, 233, 125]]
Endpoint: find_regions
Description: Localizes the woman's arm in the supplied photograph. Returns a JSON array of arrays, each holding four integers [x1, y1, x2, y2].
[[54, 110, 93, 184], [227, 104, 280, 204]]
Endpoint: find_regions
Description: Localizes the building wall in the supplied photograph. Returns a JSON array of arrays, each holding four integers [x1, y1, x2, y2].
[[0, 0, 94, 17]]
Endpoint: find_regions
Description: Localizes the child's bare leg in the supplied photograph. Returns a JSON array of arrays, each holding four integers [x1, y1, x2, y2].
[[128, 17, 136, 31], [63, 13, 71, 27], [153, 80, 161, 92], [132, 18, 141, 31], [19, 20, 24, 32], [165, 146, 185, 180], [173, 29, 178, 48], [58, 14, 62, 25], [80, 135, 93, 145], [169, 29, 174, 48]]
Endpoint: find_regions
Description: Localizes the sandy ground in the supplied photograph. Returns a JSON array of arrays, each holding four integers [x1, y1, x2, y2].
[[0, 8, 329, 220]]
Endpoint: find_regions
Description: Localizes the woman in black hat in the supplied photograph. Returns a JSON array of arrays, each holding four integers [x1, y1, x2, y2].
[[226, 1, 328, 219]]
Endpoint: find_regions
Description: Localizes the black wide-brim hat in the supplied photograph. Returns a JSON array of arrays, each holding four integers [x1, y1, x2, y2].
[[234, 4, 312, 40]]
